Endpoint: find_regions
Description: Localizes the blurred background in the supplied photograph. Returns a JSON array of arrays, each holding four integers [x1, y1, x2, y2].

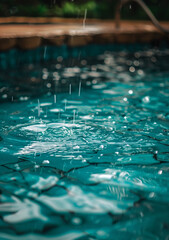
[[0, 0, 168, 20]]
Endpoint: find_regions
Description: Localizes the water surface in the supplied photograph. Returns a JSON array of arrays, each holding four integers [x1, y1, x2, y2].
[[0, 45, 169, 239]]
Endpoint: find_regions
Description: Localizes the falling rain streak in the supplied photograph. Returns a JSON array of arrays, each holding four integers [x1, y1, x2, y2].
[[44, 46, 47, 60], [78, 81, 82, 96], [54, 94, 57, 104], [83, 9, 87, 29], [38, 99, 40, 117], [73, 109, 76, 124], [69, 84, 72, 95], [64, 99, 67, 111]]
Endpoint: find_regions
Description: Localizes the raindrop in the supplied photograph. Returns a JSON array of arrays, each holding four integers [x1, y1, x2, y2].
[[100, 145, 104, 149], [129, 66, 135, 73], [57, 56, 63, 62], [69, 84, 72, 95], [38, 99, 41, 117], [142, 96, 150, 103], [128, 90, 133, 95], [54, 94, 57, 104], [35, 164, 40, 169], [138, 69, 144, 75], [2, 94, 7, 99], [71, 217, 82, 225], [64, 99, 67, 111], [56, 64, 61, 69], [44, 46, 47, 60], [73, 145, 80, 150], [134, 60, 140, 66], [46, 83, 51, 88], [81, 59, 87, 65], [149, 192, 155, 198], [73, 110, 76, 124], [158, 170, 163, 175], [42, 160, 50, 165], [83, 9, 87, 29], [78, 81, 82, 97]]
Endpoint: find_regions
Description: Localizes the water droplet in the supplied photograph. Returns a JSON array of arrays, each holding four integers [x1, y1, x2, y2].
[[81, 59, 87, 65], [35, 164, 40, 169], [73, 145, 80, 150], [128, 90, 133, 95], [47, 83, 51, 88], [129, 66, 135, 73], [64, 99, 67, 111], [54, 94, 57, 104], [96, 230, 108, 239], [2, 94, 7, 99], [149, 192, 155, 198], [142, 96, 150, 103], [78, 81, 82, 97], [71, 217, 82, 225], [138, 69, 144, 75], [55, 64, 61, 69], [69, 84, 72, 95], [44, 46, 47, 60], [133, 60, 140, 66], [38, 99, 41, 117], [42, 160, 50, 165], [57, 56, 63, 62]]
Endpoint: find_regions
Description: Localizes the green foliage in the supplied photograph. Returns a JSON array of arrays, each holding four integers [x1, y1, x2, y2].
[[17, 4, 48, 17], [61, 2, 79, 17], [50, 1, 98, 18], [0, 0, 169, 20]]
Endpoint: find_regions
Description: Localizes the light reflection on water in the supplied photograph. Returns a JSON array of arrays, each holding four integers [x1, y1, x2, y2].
[[0, 46, 169, 239]]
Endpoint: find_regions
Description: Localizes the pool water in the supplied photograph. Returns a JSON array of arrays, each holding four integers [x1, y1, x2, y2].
[[0, 45, 169, 240]]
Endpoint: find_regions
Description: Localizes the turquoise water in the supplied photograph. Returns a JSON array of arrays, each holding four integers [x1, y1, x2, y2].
[[0, 45, 169, 239]]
